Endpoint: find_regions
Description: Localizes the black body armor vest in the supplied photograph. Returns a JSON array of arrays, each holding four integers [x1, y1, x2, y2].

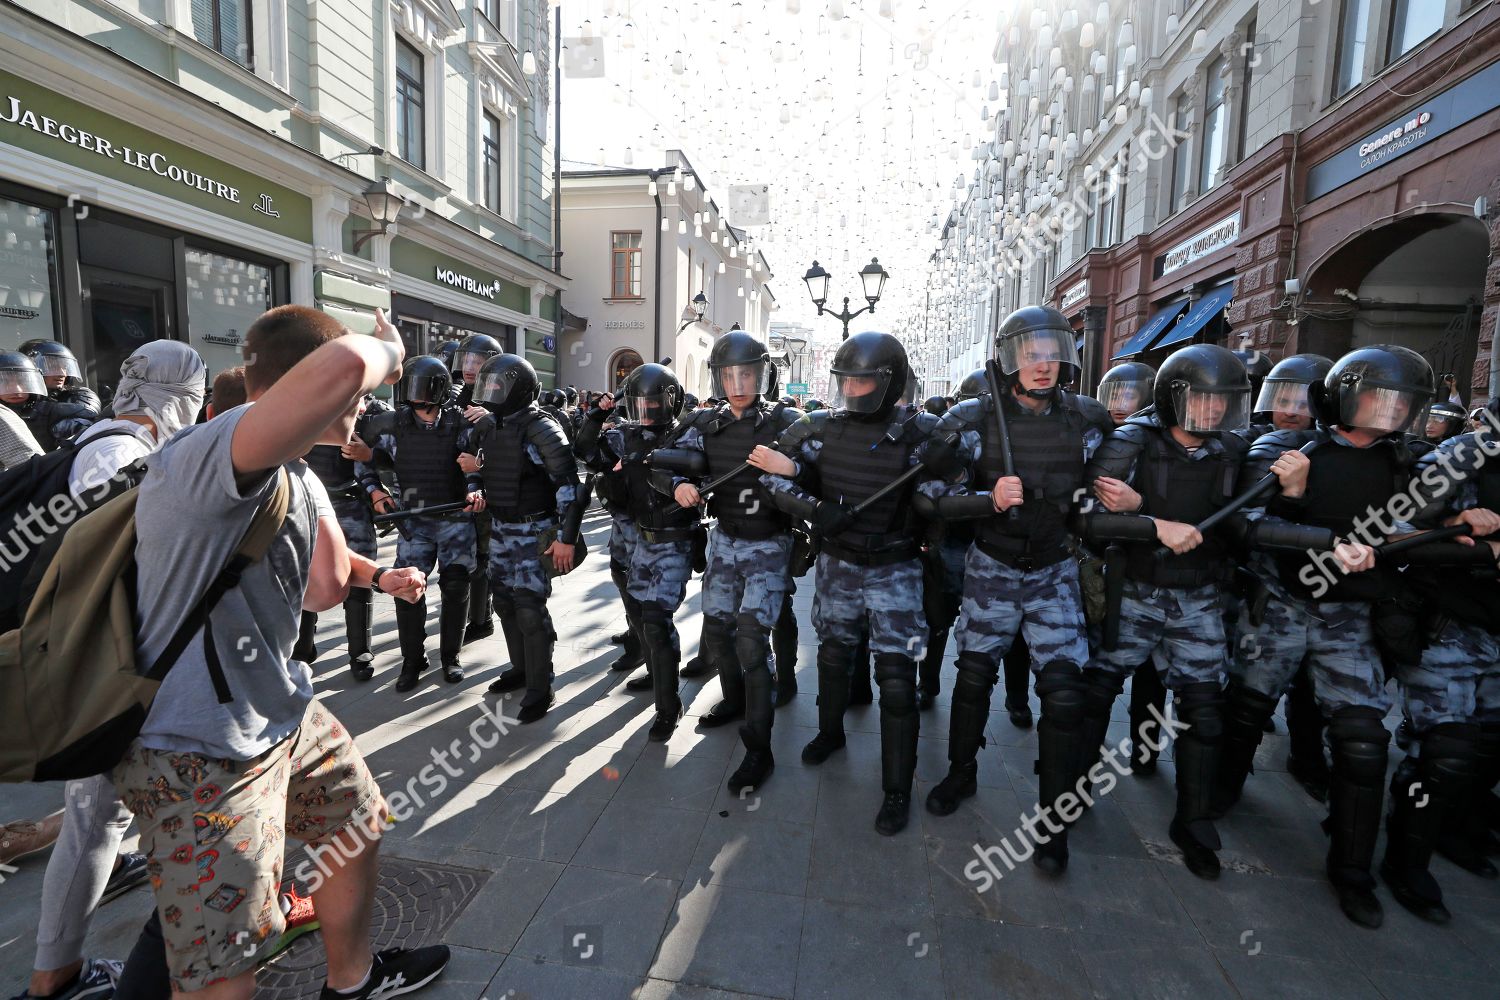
[[478, 414, 554, 518], [1273, 440, 1404, 602], [1124, 431, 1239, 587], [623, 424, 698, 534], [817, 416, 915, 543], [392, 406, 466, 509], [702, 405, 789, 539], [974, 397, 1082, 561], [306, 445, 357, 491]]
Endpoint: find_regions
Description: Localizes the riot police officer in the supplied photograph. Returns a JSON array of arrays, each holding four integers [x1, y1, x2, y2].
[[303, 393, 392, 681], [915, 307, 1111, 872], [448, 334, 505, 642], [1216, 345, 1436, 927], [0, 351, 93, 450], [466, 355, 582, 724], [653, 332, 803, 791], [577, 364, 698, 741], [19, 340, 102, 413], [1414, 400, 1468, 455], [358, 356, 483, 692], [924, 395, 950, 418], [1233, 347, 1273, 403], [1082, 345, 1254, 879], [1096, 361, 1155, 426], [755, 331, 940, 835]]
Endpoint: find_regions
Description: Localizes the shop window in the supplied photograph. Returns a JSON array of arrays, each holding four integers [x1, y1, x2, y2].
[[1199, 57, 1228, 194], [1334, 0, 1371, 97], [184, 249, 273, 379], [1387, 0, 1443, 61], [611, 349, 643, 390], [482, 111, 504, 215], [611, 232, 642, 299], [396, 38, 426, 169], [1169, 92, 1192, 212], [190, 0, 253, 69], [0, 197, 60, 352]]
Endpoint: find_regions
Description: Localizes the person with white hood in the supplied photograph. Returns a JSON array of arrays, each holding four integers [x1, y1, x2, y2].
[[14, 341, 207, 1000]]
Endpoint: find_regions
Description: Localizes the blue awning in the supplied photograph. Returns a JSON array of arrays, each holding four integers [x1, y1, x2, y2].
[[1111, 300, 1189, 359], [1075, 335, 1085, 352], [1152, 283, 1237, 352]]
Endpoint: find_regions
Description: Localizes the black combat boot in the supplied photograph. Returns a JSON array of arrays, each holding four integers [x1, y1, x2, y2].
[[344, 590, 374, 682], [927, 651, 995, 816], [1383, 724, 1478, 924], [516, 602, 557, 724], [1212, 682, 1279, 818], [1032, 662, 1087, 876], [394, 597, 428, 693], [697, 616, 744, 729], [803, 642, 854, 764], [1325, 708, 1390, 929], [437, 578, 469, 683], [729, 633, 777, 794], [1170, 683, 1225, 880], [488, 608, 526, 693]]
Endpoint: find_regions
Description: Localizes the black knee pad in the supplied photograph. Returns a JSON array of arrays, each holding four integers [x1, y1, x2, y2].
[[1081, 668, 1125, 712], [440, 564, 471, 590], [873, 653, 917, 711], [1173, 681, 1225, 742], [491, 586, 517, 617], [1420, 721, 1480, 783], [1225, 679, 1280, 728], [816, 640, 857, 675], [513, 596, 551, 637], [734, 613, 771, 669], [1035, 660, 1085, 727], [954, 650, 1000, 686], [1328, 706, 1391, 785], [702, 614, 735, 651], [639, 602, 673, 646]]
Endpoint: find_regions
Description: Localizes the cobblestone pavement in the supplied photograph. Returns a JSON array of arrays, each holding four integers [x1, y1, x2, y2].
[[4, 507, 1500, 999]]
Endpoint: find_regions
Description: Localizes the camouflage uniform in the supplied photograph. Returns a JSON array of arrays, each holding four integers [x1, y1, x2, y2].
[[358, 403, 482, 679], [915, 389, 1111, 847]]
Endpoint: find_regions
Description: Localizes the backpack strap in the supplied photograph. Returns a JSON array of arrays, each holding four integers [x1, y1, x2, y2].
[[145, 468, 292, 701]]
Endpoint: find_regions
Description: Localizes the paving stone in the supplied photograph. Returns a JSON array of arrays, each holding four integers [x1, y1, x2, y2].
[[1072, 932, 1237, 1000], [443, 857, 565, 955], [650, 884, 803, 998], [685, 813, 814, 897], [793, 898, 942, 1000], [511, 866, 679, 977], [1211, 950, 1382, 1000], [459, 786, 610, 864], [935, 915, 1093, 1000]]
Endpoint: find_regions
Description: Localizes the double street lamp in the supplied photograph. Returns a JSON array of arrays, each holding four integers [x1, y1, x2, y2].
[[802, 257, 890, 339]]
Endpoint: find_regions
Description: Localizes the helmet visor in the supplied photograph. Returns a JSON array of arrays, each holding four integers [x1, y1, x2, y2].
[[711, 361, 773, 399], [1097, 379, 1151, 420], [1254, 379, 1313, 418], [1338, 385, 1425, 434], [832, 371, 893, 415], [622, 392, 674, 426], [1171, 385, 1250, 434], [0, 367, 47, 399], [1421, 405, 1463, 440], [35, 354, 81, 381], [996, 329, 1080, 376], [455, 348, 497, 382], [399, 373, 448, 405], [473, 370, 522, 411]]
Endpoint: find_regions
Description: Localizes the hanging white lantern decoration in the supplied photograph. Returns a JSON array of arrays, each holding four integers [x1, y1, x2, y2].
[[1139, 86, 1152, 107], [1128, 80, 1141, 101], [1192, 28, 1209, 53], [1114, 104, 1128, 125], [1123, 44, 1137, 67], [1166, 13, 1180, 35], [787, 0, 800, 13], [1079, 21, 1095, 49]]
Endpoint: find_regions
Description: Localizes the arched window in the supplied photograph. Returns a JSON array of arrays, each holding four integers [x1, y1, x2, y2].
[[610, 349, 643, 391]]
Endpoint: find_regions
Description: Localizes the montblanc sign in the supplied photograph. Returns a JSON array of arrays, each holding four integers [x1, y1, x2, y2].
[[434, 266, 499, 299]]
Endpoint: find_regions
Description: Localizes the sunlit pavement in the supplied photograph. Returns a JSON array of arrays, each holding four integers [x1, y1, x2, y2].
[[5, 506, 1500, 999]]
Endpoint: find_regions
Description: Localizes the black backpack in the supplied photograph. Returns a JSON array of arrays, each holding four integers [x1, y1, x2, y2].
[[0, 428, 143, 631]]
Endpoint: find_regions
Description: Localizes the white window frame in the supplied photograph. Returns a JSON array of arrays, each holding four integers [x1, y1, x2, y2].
[[386, 2, 452, 181]]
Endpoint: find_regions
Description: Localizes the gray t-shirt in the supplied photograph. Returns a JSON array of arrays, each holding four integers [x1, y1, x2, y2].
[[135, 404, 333, 760]]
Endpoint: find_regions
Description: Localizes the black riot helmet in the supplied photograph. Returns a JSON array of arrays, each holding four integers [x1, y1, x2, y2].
[[564, 385, 579, 406], [1153, 344, 1252, 437], [19, 340, 83, 387], [0, 351, 48, 406], [804, 397, 824, 412], [1420, 400, 1468, 442], [435, 340, 461, 368], [452, 334, 503, 384], [1315, 345, 1433, 435], [924, 395, 949, 416], [955, 368, 988, 402], [1096, 361, 1156, 424], [395, 355, 453, 407], [473, 353, 540, 417], [1232, 348, 1274, 400], [682, 392, 700, 410], [830, 331, 909, 421], [619, 363, 684, 426], [994, 305, 1081, 398], [709, 330, 776, 400], [1254, 353, 1332, 425]]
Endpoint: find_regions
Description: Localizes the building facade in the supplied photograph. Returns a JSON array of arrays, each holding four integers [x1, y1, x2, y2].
[[0, 0, 565, 393], [557, 152, 776, 398], [924, 0, 1497, 406]]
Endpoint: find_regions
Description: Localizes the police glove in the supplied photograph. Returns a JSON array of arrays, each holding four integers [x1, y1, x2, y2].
[[812, 501, 854, 537]]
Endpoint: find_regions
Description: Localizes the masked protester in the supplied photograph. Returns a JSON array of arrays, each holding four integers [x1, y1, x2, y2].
[[651, 332, 804, 792], [357, 356, 483, 691], [576, 364, 698, 741], [1216, 345, 1435, 928], [1081, 345, 1253, 879], [913, 307, 1111, 872], [468, 355, 584, 724]]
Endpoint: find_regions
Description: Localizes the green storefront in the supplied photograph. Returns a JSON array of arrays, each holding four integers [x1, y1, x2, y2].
[[0, 69, 313, 391]]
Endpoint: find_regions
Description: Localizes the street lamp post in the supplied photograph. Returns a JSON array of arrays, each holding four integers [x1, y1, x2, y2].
[[802, 257, 890, 339], [677, 291, 709, 334]]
